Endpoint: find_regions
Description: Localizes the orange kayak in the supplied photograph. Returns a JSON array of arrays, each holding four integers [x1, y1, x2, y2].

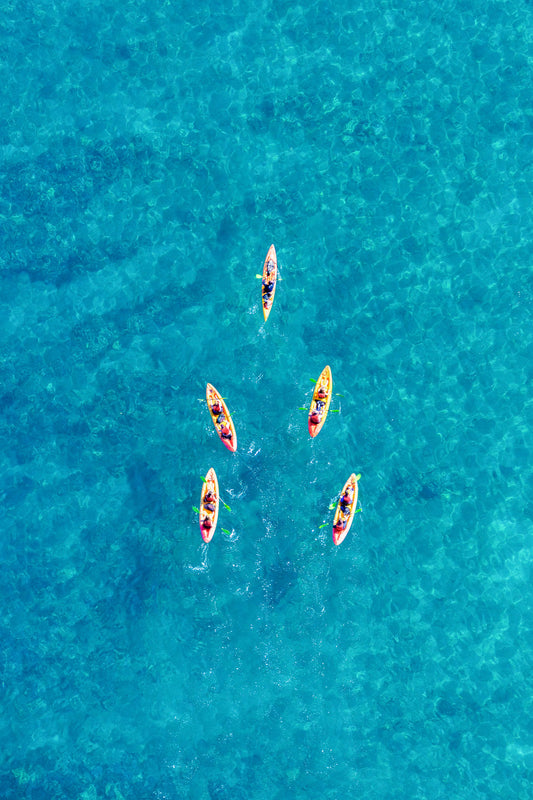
[[332, 473, 360, 546], [308, 365, 332, 438], [261, 244, 277, 321], [199, 468, 219, 542], [206, 383, 237, 452]]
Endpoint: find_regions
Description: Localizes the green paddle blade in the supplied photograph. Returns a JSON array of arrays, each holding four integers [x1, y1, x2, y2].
[[356, 474, 361, 480], [318, 523, 329, 529], [192, 505, 200, 513], [330, 409, 340, 413], [309, 378, 317, 383], [222, 501, 232, 512], [221, 528, 232, 536]]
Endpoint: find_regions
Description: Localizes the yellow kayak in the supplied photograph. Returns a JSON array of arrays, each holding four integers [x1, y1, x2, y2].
[[199, 468, 219, 542], [206, 383, 237, 452], [332, 473, 360, 546], [308, 365, 332, 438], [261, 244, 277, 321]]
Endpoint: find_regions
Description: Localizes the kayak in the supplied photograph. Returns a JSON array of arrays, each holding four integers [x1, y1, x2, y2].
[[199, 467, 219, 542], [308, 365, 332, 437], [261, 244, 277, 321], [206, 383, 237, 452], [332, 473, 360, 546]]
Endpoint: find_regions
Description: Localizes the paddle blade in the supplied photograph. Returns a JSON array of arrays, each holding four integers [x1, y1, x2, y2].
[[192, 505, 200, 513]]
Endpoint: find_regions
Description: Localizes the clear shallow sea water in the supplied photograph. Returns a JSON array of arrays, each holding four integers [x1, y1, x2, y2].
[[1, 0, 533, 797]]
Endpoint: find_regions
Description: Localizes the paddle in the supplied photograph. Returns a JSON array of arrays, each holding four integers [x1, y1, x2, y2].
[[255, 274, 283, 281], [198, 397, 228, 402], [221, 528, 232, 536], [299, 406, 340, 413], [321, 506, 362, 527]]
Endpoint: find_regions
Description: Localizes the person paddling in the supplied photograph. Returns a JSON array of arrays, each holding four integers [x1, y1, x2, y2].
[[203, 490, 216, 512], [309, 408, 321, 425], [220, 423, 232, 441], [340, 488, 353, 513]]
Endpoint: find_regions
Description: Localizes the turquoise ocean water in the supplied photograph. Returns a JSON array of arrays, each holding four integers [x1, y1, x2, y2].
[[1, 0, 533, 797]]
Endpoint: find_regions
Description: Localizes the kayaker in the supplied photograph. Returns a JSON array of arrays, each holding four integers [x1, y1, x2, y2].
[[220, 423, 232, 441], [211, 400, 222, 415], [216, 412, 226, 425], [334, 518, 345, 535], [340, 489, 353, 512], [201, 516, 213, 532], [309, 408, 321, 426], [263, 279, 275, 294], [203, 490, 216, 512], [266, 258, 275, 274], [310, 397, 325, 426], [317, 386, 327, 400]]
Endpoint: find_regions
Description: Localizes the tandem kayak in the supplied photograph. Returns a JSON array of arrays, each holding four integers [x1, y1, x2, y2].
[[332, 473, 360, 546], [206, 383, 237, 452], [261, 244, 277, 322], [199, 467, 219, 542], [308, 365, 332, 438]]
